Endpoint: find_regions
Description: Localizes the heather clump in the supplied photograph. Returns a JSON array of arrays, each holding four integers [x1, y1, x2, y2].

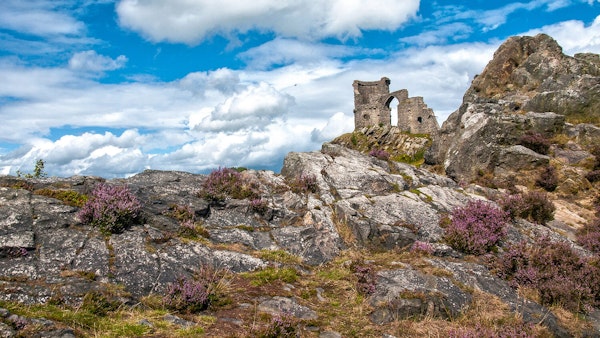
[[287, 173, 318, 194], [577, 218, 600, 254], [443, 200, 508, 255], [535, 165, 558, 192], [200, 167, 258, 201], [249, 198, 269, 214], [410, 241, 434, 255], [352, 262, 377, 296], [253, 313, 298, 338], [519, 132, 551, 155], [586, 170, 600, 183], [78, 183, 142, 234], [163, 266, 225, 313], [521, 191, 555, 225], [368, 149, 390, 161], [492, 237, 600, 312], [498, 191, 554, 225]]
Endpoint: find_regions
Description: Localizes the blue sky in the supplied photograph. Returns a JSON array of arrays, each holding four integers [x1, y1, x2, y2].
[[0, 0, 599, 177]]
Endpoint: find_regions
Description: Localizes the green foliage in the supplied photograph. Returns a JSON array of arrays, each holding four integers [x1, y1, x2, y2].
[[16, 159, 47, 178], [391, 149, 426, 166], [244, 267, 298, 286], [164, 204, 194, 222], [81, 291, 121, 316], [34, 189, 88, 207], [256, 249, 302, 265], [178, 220, 210, 240]]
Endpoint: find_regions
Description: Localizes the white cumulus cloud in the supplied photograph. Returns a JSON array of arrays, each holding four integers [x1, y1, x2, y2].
[[116, 0, 420, 44], [195, 82, 295, 132], [69, 51, 128, 73], [0, 0, 84, 37], [523, 14, 600, 54]]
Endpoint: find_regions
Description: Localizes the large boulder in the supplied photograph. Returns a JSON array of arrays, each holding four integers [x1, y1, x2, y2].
[[428, 34, 600, 183]]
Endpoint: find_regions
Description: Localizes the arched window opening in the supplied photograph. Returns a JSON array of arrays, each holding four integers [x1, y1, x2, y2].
[[389, 98, 399, 126], [417, 116, 423, 124]]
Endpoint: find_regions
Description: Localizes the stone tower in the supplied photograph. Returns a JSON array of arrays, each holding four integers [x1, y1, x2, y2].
[[353, 77, 439, 134]]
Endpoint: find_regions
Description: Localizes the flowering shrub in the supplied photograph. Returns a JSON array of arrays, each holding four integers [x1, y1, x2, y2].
[[369, 149, 390, 161], [410, 241, 434, 255], [498, 191, 555, 225], [521, 191, 554, 225], [590, 146, 600, 170], [200, 167, 258, 201], [586, 170, 600, 183], [178, 220, 210, 239], [443, 200, 508, 255], [352, 263, 377, 296], [519, 132, 550, 155], [1, 247, 28, 258], [498, 194, 526, 220], [535, 166, 558, 192], [258, 313, 298, 338], [577, 218, 600, 254], [250, 198, 269, 214], [164, 204, 194, 222], [492, 237, 600, 312], [78, 183, 142, 234], [287, 173, 318, 194], [163, 266, 222, 313]]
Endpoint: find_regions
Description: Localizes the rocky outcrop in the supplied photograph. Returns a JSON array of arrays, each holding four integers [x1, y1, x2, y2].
[[428, 34, 600, 183], [0, 141, 582, 336]]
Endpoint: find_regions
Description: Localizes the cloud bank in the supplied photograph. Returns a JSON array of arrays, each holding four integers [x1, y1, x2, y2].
[[116, 0, 420, 44], [1, 1, 599, 177]]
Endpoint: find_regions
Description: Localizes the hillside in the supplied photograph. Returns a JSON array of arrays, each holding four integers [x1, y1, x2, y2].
[[1, 34, 600, 337]]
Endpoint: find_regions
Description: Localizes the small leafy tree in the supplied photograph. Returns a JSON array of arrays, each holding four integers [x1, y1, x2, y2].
[[78, 183, 142, 234], [443, 200, 508, 255], [16, 159, 47, 178]]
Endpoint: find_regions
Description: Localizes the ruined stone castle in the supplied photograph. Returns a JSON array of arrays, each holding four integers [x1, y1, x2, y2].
[[353, 77, 439, 134]]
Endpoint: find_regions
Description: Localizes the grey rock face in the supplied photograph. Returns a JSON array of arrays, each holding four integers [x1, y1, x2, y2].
[[258, 296, 318, 320], [369, 268, 471, 323], [429, 34, 600, 182]]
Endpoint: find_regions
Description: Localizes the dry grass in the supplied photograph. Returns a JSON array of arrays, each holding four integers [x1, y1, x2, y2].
[[550, 305, 595, 337]]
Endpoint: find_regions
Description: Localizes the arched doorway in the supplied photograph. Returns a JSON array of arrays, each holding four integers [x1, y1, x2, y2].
[[383, 96, 399, 127], [389, 97, 399, 126]]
